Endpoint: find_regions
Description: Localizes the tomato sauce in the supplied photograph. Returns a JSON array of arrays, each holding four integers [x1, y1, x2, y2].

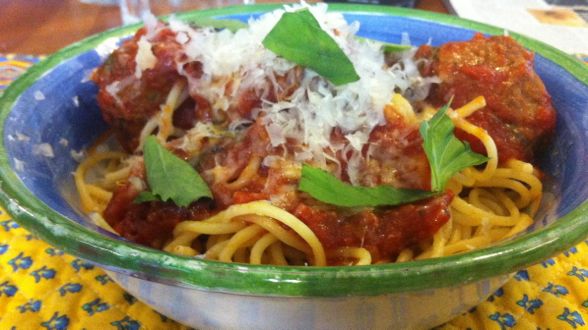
[[417, 34, 556, 162], [104, 115, 451, 262], [105, 183, 213, 248], [92, 27, 187, 151], [97, 30, 553, 265], [294, 193, 452, 262]]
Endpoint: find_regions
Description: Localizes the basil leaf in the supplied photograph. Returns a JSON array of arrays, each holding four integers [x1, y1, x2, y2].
[[356, 36, 412, 53], [298, 164, 434, 208], [142, 136, 212, 207], [382, 43, 412, 53], [191, 17, 247, 32], [134, 191, 159, 204], [420, 105, 489, 192], [262, 9, 359, 86]]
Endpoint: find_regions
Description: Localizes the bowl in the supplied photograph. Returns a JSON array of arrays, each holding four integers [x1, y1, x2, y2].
[[1, 4, 588, 329]]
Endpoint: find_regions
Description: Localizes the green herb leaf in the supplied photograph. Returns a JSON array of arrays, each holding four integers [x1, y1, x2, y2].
[[142, 136, 212, 207], [382, 43, 412, 53], [134, 191, 159, 204], [298, 164, 434, 208], [191, 17, 247, 32], [262, 9, 360, 86], [420, 106, 489, 191], [355, 36, 412, 53]]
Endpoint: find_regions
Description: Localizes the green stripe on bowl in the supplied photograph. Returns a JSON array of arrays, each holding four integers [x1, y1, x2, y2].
[[0, 4, 587, 297]]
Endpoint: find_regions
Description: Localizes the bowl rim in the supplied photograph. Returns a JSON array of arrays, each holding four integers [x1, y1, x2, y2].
[[1, 3, 588, 297]]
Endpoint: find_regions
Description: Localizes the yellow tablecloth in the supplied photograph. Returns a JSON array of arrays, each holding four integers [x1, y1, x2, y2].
[[1, 54, 587, 329], [0, 204, 586, 329]]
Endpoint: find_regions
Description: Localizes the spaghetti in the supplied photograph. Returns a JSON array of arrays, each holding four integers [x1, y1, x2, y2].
[[78, 4, 555, 266], [76, 97, 544, 266]]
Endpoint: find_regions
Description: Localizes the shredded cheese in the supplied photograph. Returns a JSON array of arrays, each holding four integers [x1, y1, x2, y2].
[[134, 36, 157, 79], [32, 143, 55, 158], [119, 3, 437, 183]]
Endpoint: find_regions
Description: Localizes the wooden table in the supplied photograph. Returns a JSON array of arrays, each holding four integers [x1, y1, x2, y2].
[[0, 0, 447, 55]]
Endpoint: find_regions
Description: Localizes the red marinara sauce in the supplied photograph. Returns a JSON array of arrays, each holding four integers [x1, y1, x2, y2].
[[92, 27, 188, 152], [98, 30, 555, 265], [417, 33, 556, 163], [293, 194, 452, 263]]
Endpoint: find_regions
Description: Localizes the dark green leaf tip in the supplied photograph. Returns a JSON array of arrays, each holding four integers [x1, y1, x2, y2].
[[142, 136, 213, 207], [262, 9, 360, 86]]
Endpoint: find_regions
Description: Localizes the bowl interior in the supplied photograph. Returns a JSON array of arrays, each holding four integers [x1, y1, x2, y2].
[[1, 5, 587, 296], [5, 11, 587, 233]]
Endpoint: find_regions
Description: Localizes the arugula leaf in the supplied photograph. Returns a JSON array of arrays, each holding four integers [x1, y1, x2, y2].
[[262, 9, 359, 86], [420, 106, 489, 191], [298, 165, 434, 208], [141, 136, 212, 207]]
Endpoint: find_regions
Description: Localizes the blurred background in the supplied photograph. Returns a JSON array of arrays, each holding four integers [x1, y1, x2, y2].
[[0, 0, 446, 55]]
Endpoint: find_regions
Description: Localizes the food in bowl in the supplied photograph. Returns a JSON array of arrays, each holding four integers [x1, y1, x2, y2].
[[76, 3, 556, 266], [2, 3, 588, 329]]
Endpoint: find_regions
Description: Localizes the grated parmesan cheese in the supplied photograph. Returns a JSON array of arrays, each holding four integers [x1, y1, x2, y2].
[[134, 36, 157, 79], [34, 91, 45, 101], [105, 76, 134, 108], [70, 149, 86, 162], [15, 132, 30, 142], [145, 3, 434, 183], [14, 158, 25, 172], [128, 176, 146, 191], [95, 37, 121, 59], [32, 143, 54, 158], [72, 95, 80, 107], [105, 81, 122, 107]]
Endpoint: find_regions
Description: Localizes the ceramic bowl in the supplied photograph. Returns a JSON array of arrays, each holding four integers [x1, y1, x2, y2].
[[1, 4, 587, 329]]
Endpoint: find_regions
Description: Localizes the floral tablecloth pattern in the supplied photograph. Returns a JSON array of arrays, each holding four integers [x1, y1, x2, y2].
[[1, 54, 587, 330]]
